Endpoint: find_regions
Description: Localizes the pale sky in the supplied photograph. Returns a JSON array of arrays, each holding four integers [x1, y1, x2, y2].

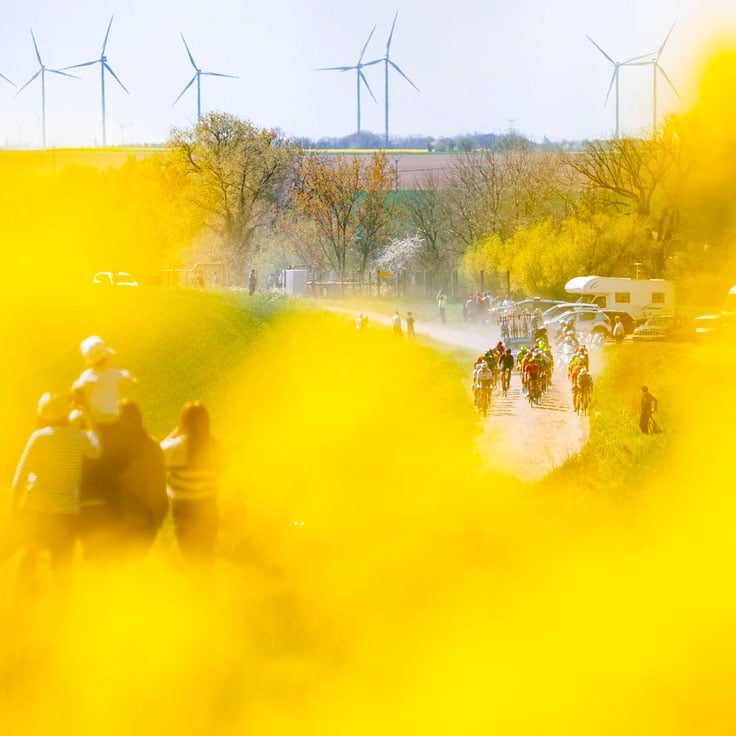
[[1, 0, 735, 148]]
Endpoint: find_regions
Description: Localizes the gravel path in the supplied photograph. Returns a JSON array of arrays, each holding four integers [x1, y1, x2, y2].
[[329, 307, 592, 481]]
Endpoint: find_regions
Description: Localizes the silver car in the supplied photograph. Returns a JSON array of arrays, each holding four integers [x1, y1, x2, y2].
[[546, 308, 612, 337]]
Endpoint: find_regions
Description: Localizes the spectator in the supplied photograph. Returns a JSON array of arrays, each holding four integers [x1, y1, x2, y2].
[[161, 402, 224, 568], [406, 311, 416, 340], [392, 310, 403, 337], [640, 386, 660, 434], [7, 392, 100, 595], [437, 291, 447, 324], [118, 401, 168, 556]]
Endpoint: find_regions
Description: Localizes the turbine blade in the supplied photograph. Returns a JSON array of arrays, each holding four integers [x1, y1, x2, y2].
[[361, 58, 383, 69], [316, 65, 355, 72], [30, 29, 42, 66], [657, 63, 681, 99], [622, 52, 655, 64], [359, 69, 377, 102], [172, 75, 197, 106], [201, 71, 238, 79], [586, 35, 615, 65], [389, 60, 419, 91], [102, 15, 114, 55], [0, 72, 15, 86], [47, 68, 80, 79], [358, 25, 376, 64], [14, 70, 41, 96], [603, 69, 616, 107], [386, 12, 398, 54], [104, 62, 129, 93], [181, 34, 197, 70], [62, 60, 98, 70], [657, 21, 676, 60]]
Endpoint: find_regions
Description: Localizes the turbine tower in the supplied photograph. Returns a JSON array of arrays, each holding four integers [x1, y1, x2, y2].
[[630, 22, 681, 133], [587, 35, 651, 138], [173, 34, 238, 121], [366, 12, 419, 147], [63, 16, 128, 147], [317, 26, 378, 134], [15, 30, 78, 148]]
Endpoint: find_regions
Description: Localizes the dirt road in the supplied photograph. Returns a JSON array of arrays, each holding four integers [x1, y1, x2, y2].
[[331, 308, 592, 482]]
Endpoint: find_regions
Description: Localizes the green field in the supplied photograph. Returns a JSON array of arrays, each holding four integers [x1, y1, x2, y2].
[[2, 285, 735, 734]]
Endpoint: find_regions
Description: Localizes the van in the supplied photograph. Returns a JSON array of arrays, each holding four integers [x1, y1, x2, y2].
[[565, 276, 675, 321]]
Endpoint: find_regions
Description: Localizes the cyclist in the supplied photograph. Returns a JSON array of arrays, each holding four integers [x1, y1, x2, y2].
[[499, 348, 515, 393], [471, 357, 486, 408], [523, 353, 540, 403], [473, 360, 494, 414], [574, 368, 593, 414]]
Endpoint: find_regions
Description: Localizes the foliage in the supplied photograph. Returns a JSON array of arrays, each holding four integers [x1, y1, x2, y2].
[[570, 117, 694, 276], [0, 150, 198, 283], [166, 112, 302, 272], [292, 151, 396, 277], [355, 152, 399, 274], [377, 234, 424, 274], [401, 182, 459, 285]]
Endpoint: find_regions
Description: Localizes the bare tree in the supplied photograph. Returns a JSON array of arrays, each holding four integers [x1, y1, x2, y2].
[[402, 171, 459, 288], [167, 112, 301, 275], [292, 152, 395, 279]]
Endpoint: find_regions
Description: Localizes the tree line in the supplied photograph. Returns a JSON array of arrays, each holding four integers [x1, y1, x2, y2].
[[8, 54, 736, 306]]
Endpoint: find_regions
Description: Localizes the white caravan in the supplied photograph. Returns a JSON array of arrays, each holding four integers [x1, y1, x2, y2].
[[564, 276, 675, 321]]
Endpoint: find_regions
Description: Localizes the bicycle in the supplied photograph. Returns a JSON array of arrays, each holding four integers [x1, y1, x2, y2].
[[500, 368, 511, 396], [647, 413, 662, 434], [477, 382, 492, 417], [576, 385, 592, 416], [527, 376, 541, 406]]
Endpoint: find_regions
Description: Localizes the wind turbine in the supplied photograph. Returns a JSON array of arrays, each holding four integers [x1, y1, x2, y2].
[[15, 29, 78, 148], [63, 16, 128, 147], [587, 35, 652, 138], [365, 12, 419, 147], [173, 34, 238, 121], [630, 22, 681, 133], [317, 26, 378, 134]]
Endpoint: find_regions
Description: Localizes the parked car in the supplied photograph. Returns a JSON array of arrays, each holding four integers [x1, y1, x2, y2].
[[542, 302, 599, 325], [546, 308, 612, 338], [513, 297, 566, 313], [93, 271, 138, 286], [632, 314, 695, 342]]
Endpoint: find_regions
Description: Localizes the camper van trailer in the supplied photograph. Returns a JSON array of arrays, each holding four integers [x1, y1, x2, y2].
[[565, 276, 675, 321]]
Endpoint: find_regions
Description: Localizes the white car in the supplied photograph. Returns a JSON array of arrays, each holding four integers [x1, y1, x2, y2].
[[93, 271, 138, 286], [541, 302, 599, 324], [546, 308, 612, 338]]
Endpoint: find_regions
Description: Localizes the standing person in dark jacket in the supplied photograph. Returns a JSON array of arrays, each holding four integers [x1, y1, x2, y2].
[[640, 386, 659, 434], [118, 401, 168, 556]]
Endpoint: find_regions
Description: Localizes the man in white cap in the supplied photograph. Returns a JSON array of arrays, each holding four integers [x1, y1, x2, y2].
[[72, 336, 136, 560], [73, 336, 136, 425], [6, 392, 100, 593]]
